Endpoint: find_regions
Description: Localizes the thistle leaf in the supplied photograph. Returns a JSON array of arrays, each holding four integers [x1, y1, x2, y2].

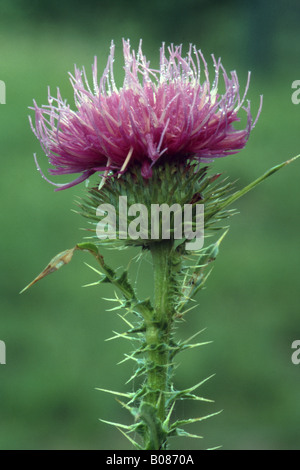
[[20, 247, 76, 293], [76, 242, 99, 254], [116, 270, 136, 299], [206, 155, 300, 222]]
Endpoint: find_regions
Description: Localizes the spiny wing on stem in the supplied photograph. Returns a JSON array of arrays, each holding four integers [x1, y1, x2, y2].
[[20, 241, 153, 319]]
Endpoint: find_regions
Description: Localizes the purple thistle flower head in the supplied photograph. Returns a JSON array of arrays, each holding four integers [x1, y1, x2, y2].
[[30, 39, 262, 190]]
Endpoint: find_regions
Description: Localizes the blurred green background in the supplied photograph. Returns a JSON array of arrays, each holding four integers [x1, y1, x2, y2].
[[1, 0, 300, 450]]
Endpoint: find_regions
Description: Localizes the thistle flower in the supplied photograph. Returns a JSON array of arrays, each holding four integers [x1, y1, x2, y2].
[[30, 39, 262, 190]]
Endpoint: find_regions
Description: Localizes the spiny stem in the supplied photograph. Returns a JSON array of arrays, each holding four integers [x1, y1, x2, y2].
[[141, 240, 175, 449], [151, 240, 174, 322]]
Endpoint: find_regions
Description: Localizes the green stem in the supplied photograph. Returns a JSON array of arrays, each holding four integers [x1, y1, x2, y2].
[[142, 240, 175, 450]]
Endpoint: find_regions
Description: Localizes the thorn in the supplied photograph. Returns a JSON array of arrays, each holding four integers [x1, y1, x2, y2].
[[82, 280, 102, 287], [117, 313, 134, 329], [99, 418, 134, 430], [95, 387, 132, 398], [84, 262, 103, 276], [116, 427, 143, 450]]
